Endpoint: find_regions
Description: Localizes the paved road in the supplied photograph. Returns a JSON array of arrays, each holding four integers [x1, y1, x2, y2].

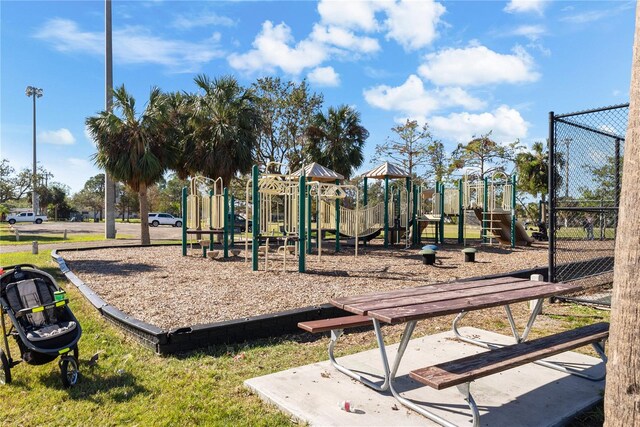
[[1, 221, 182, 254]]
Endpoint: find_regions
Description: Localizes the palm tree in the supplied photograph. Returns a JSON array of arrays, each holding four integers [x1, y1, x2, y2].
[[86, 85, 175, 245], [187, 75, 260, 186], [515, 141, 548, 202], [164, 91, 197, 180], [305, 105, 368, 179]]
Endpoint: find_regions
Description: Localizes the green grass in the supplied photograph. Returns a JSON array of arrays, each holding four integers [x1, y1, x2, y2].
[[0, 250, 301, 426], [545, 304, 610, 329]]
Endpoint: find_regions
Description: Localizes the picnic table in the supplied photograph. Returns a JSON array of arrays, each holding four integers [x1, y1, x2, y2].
[[302, 276, 608, 427]]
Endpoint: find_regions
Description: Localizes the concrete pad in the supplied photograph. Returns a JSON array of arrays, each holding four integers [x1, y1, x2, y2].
[[245, 327, 605, 426]]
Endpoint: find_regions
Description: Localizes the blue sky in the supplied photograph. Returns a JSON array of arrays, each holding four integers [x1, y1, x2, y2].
[[1, 0, 635, 194]]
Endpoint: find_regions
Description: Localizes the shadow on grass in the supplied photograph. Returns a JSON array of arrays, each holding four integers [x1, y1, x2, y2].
[[38, 364, 148, 403], [66, 260, 157, 276]]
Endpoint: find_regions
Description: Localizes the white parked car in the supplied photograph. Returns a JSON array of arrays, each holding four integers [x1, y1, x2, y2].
[[148, 212, 182, 227], [7, 212, 47, 225]]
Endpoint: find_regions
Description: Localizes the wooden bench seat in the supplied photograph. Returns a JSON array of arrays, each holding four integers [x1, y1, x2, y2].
[[410, 322, 609, 390], [298, 315, 372, 333]]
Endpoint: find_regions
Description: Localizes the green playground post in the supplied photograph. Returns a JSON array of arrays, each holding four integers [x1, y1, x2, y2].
[[458, 179, 464, 244], [181, 186, 187, 256], [223, 187, 229, 258], [335, 179, 341, 253], [230, 195, 235, 244], [384, 176, 389, 248], [208, 190, 214, 250], [511, 174, 517, 248], [298, 175, 306, 272], [252, 165, 259, 271], [405, 177, 411, 228], [439, 182, 445, 244], [483, 176, 489, 244], [412, 183, 418, 245], [363, 177, 368, 206], [307, 180, 312, 254]]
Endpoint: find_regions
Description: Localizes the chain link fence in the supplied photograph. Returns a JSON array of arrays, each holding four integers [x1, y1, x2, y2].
[[548, 104, 628, 305]]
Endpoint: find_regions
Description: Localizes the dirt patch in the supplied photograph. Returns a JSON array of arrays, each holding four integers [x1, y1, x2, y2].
[[61, 242, 548, 330]]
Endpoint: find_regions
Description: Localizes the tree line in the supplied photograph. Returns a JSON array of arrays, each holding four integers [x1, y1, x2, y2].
[[4, 74, 570, 237]]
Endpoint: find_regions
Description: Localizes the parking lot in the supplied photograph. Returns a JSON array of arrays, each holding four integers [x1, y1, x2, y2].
[[6, 220, 182, 242]]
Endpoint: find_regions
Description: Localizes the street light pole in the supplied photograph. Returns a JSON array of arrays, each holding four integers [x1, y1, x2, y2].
[[104, 0, 116, 238], [25, 86, 43, 215]]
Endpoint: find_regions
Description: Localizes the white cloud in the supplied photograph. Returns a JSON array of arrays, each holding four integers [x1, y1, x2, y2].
[[310, 24, 380, 54], [418, 44, 539, 87], [229, 0, 446, 76], [560, 10, 611, 24], [317, 0, 381, 32], [228, 21, 328, 75], [560, 2, 633, 24], [429, 106, 529, 143], [307, 66, 341, 87], [382, 0, 446, 51], [39, 128, 76, 145], [172, 13, 235, 30], [504, 0, 547, 15], [34, 18, 224, 72], [34, 19, 103, 55], [511, 24, 546, 40], [363, 75, 485, 118]]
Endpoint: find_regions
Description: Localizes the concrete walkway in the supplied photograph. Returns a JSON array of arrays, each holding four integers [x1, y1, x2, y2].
[[245, 327, 605, 426]]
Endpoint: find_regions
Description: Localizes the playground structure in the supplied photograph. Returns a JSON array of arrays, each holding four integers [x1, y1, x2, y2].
[[433, 171, 533, 248], [180, 176, 232, 258], [180, 162, 533, 273]]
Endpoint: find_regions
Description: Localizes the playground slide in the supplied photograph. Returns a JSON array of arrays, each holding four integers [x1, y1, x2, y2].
[[473, 210, 534, 246]]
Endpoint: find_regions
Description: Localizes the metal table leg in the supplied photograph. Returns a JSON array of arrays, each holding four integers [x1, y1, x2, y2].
[[327, 320, 391, 392], [380, 320, 476, 427]]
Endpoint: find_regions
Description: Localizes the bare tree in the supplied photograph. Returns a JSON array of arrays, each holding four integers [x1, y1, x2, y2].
[[604, 4, 640, 425], [374, 119, 441, 178]]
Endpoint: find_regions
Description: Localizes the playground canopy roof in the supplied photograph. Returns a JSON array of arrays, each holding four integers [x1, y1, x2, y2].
[[362, 162, 409, 179], [291, 162, 344, 182]]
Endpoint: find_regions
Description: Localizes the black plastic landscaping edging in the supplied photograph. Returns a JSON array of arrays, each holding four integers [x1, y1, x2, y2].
[[53, 246, 552, 355]]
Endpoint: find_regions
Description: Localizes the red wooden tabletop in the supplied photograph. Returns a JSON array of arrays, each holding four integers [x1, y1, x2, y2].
[[331, 277, 583, 325]]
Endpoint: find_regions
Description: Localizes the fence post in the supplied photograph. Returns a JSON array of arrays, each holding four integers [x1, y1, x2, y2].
[[548, 111, 556, 283]]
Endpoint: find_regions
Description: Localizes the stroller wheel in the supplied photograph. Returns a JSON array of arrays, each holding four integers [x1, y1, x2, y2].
[[0, 349, 11, 385], [60, 356, 79, 387]]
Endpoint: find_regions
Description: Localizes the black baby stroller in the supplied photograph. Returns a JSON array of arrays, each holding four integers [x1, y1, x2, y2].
[[0, 264, 82, 387]]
